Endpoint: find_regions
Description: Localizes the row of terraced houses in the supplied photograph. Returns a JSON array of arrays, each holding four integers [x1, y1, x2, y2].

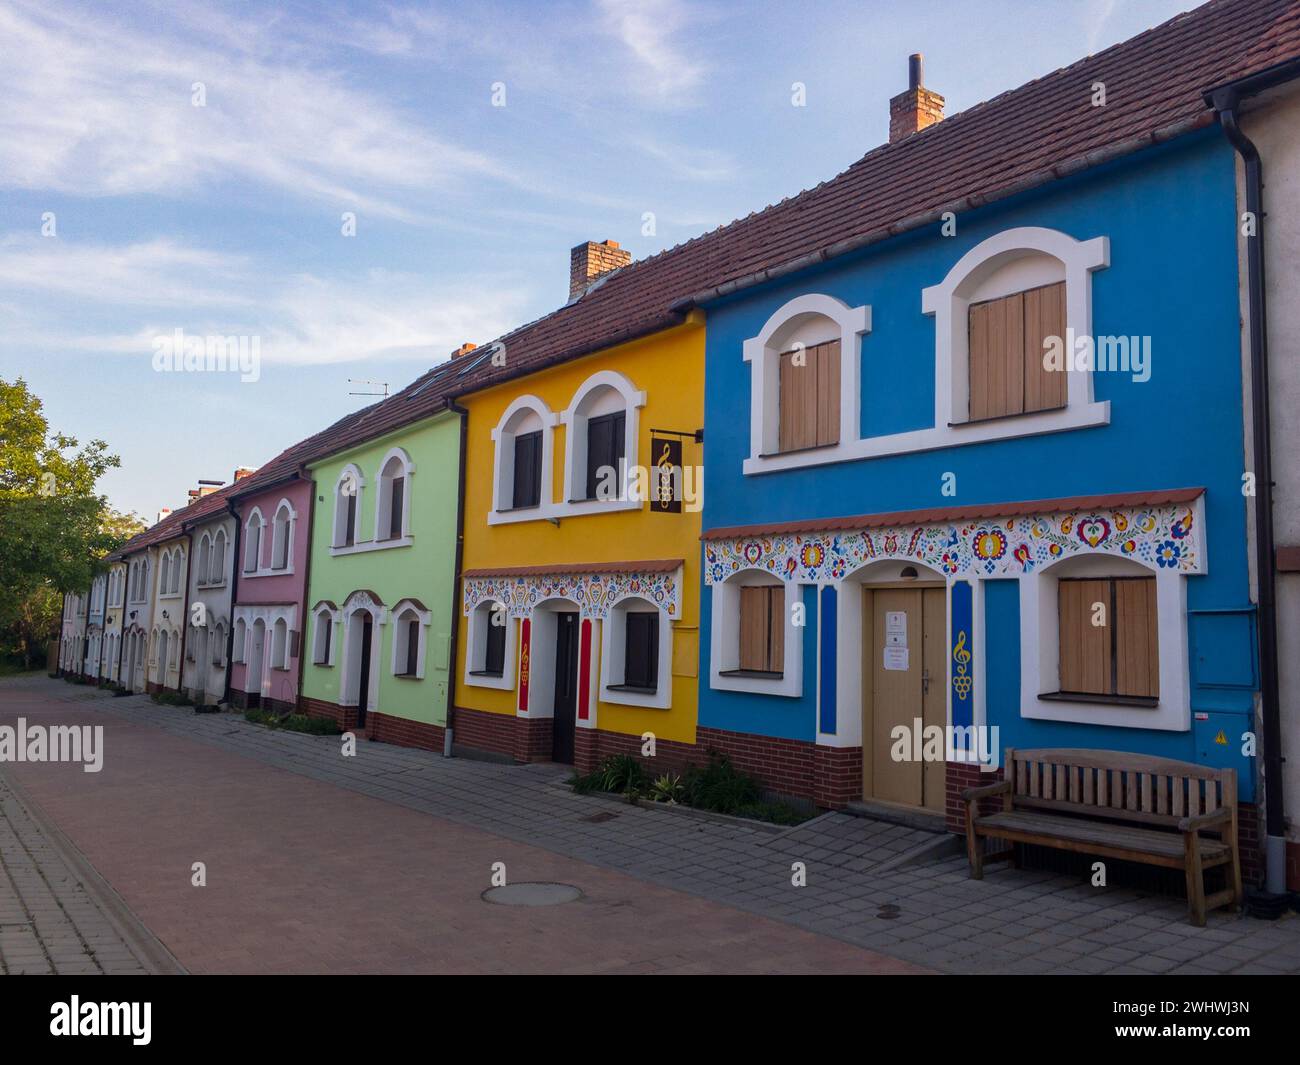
[[57, 0, 1300, 896]]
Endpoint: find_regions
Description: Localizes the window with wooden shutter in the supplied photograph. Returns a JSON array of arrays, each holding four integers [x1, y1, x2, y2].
[[1057, 576, 1158, 700], [344, 493, 357, 547], [585, 411, 626, 500], [622, 612, 659, 691], [388, 477, 404, 539], [736, 584, 785, 675], [968, 281, 1066, 422], [512, 431, 542, 509], [778, 340, 840, 453]]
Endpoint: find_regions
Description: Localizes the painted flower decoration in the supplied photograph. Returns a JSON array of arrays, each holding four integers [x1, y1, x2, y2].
[[941, 552, 959, 575], [972, 529, 1007, 562], [1076, 516, 1111, 548], [800, 542, 824, 570], [1157, 540, 1182, 568], [1121, 538, 1137, 554], [742, 541, 763, 565], [1170, 513, 1193, 539], [1012, 543, 1032, 570], [1113, 512, 1128, 533]]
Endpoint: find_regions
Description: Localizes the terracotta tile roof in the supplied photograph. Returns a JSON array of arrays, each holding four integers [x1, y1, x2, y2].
[[700, 488, 1204, 541], [267, 0, 1299, 468], [462, 559, 684, 578]]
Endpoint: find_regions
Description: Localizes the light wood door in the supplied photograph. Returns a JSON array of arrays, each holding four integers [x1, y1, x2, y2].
[[863, 587, 947, 810]]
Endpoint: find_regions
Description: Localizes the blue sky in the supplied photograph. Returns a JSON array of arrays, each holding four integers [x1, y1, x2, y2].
[[0, 0, 1195, 520]]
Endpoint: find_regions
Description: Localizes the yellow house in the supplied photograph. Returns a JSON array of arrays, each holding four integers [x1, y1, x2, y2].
[[453, 299, 705, 772]]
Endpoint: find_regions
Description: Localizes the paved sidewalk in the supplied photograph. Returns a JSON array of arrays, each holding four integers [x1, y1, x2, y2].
[[11, 677, 1300, 974], [0, 768, 162, 974]]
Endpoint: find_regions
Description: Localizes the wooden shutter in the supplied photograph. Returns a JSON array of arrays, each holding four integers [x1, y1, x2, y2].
[[585, 412, 625, 500], [405, 619, 419, 676], [814, 341, 841, 447], [344, 494, 356, 546], [968, 292, 1024, 421], [484, 614, 505, 675], [1024, 282, 1067, 413], [388, 477, 404, 540], [739, 586, 769, 671], [624, 612, 659, 690], [766, 585, 785, 673], [1058, 578, 1111, 695], [1115, 578, 1159, 698], [779, 342, 840, 452], [513, 431, 541, 508]]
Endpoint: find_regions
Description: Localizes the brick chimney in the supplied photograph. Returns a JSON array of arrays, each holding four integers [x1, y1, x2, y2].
[[569, 239, 631, 300], [450, 342, 477, 359], [233, 466, 255, 481], [889, 53, 944, 144]]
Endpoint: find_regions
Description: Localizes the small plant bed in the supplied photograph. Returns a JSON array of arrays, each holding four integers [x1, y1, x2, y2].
[[151, 691, 194, 708], [111, 686, 134, 697], [244, 708, 341, 735], [569, 752, 813, 826], [194, 703, 222, 714]]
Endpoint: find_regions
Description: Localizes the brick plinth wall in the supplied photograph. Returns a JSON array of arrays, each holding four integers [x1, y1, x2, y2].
[[299, 696, 358, 732], [944, 760, 1266, 886], [230, 690, 257, 711], [813, 744, 863, 809], [450, 706, 519, 758], [145, 682, 162, 696], [515, 717, 553, 763], [367, 710, 446, 754], [1287, 841, 1300, 892], [573, 727, 702, 777], [696, 726, 816, 800]]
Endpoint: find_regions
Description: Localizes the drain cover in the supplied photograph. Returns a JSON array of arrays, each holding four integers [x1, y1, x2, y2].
[[877, 903, 901, 920], [582, 811, 619, 823], [483, 882, 583, 906]]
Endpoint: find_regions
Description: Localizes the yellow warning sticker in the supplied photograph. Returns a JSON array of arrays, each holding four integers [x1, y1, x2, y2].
[[1214, 729, 1228, 746]]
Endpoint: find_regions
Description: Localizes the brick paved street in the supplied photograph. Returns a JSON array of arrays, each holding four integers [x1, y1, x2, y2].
[[4, 675, 1300, 974]]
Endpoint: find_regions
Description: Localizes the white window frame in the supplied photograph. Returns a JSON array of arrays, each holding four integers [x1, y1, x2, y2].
[[463, 599, 516, 690], [196, 534, 211, 587], [1019, 553, 1189, 732], [232, 617, 246, 663], [332, 464, 365, 550], [312, 602, 340, 667], [244, 508, 265, 573], [559, 370, 646, 517], [271, 617, 290, 671], [488, 395, 559, 525], [742, 293, 870, 475], [210, 529, 227, 585], [708, 570, 803, 698], [599, 595, 672, 709], [373, 447, 415, 544], [270, 499, 296, 572], [390, 599, 430, 680]]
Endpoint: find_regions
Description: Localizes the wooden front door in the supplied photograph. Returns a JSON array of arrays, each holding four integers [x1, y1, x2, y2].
[[551, 612, 579, 764], [863, 586, 946, 811]]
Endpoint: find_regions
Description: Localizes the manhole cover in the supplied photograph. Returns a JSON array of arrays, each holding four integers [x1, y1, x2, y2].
[[482, 882, 583, 906], [877, 903, 901, 920]]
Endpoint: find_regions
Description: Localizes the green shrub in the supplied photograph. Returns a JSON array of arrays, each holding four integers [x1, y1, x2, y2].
[[569, 754, 648, 796], [681, 752, 761, 814], [152, 691, 193, 707], [649, 772, 685, 804], [244, 708, 339, 735]]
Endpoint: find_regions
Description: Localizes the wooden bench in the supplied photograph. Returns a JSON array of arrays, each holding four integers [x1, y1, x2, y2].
[[962, 748, 1243, 926]]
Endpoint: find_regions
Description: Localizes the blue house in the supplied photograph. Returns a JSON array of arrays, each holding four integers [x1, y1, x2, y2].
[[688, 12, 1269, 867]]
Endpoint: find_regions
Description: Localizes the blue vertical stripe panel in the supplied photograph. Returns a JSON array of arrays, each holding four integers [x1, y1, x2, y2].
[[819, 585, 837, 735], [950, 580, 974, 746]]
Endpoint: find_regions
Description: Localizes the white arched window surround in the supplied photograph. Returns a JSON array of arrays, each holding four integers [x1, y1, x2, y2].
[[330, 464, 367, 553], [270, 498, 297, 571], [1020, 551, 1190, 732], [463, 598, 516, 690], [196, 534, 211, 586], [708, 569, 804, 699], [232, 617, 247, 663], [271, 617, 290, 671], [210, 528, 227, 584], [599, 593, 673, 709], [489, 395, 559, 525], [922, 226, 1111, 432], [244, 507, 266, 572], [389, 598, 431, 680], [560, 370, 646, 516], [742, 293, 870, 474], [373, 448, 415, 544], [312, 601, 340, 667]]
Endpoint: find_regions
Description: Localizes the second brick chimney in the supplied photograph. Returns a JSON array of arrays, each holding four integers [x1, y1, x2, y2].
[[451, 342, 477, 359], [569, 239, 631, 300], [889, 53, 944, 144]]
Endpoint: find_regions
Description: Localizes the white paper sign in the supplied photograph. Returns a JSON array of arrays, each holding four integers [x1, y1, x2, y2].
[[885, 611, 907, 636], [883, 646, 909, 671]]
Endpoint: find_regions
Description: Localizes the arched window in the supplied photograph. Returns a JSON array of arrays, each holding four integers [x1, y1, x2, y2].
[[271, 618, 288, 670], [159, 553, 171, 596], [333, 465, 364, 548], [244, 509, 264, 572], [211, 529, 227, 583], [271, 501, 294, 570], [390, 599, 429, 679], [600, 595, 672, 708], [312, 602, 339, 666], [211, 623, 226, 667], [196, 535, 211, 587], [490, 396, 556, 520], [709, 569, 802, 699], [171, 549, 185, 594], [561, 371, 645, 507], [232, 618, 246, 663], [374, 449, 413, 542]]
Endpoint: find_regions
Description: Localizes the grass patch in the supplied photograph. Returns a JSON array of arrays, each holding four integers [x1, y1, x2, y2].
[[151, 691, 194, 707], [244, 708, 340, 735], [570, 751, 814, 825]]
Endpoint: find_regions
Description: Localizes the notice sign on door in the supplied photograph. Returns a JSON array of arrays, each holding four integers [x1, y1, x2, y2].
[[883, 611, 909, 670]]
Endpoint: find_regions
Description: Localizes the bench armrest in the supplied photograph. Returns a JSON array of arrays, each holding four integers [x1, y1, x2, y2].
[[1178, 808, 1231, 833], [961, 780, 1011, 803]]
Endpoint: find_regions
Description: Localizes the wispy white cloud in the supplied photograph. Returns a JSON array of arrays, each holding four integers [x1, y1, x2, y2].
[[595, 0, 712, 105]]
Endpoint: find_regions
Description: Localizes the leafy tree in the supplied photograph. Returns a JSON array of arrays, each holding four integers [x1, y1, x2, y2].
[[0, 378, 132, 667]]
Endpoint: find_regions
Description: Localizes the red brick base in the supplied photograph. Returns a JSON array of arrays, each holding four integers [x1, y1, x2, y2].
[[367, 710, 446, 754], [299, 696, 359, 732], [572, 727, 701, 777], [1288, 840, 1300, 893], [448, 706, 554, 763]]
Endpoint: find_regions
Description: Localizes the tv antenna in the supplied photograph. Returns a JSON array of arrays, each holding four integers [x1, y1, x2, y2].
[[348, 378, 390, 399]]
